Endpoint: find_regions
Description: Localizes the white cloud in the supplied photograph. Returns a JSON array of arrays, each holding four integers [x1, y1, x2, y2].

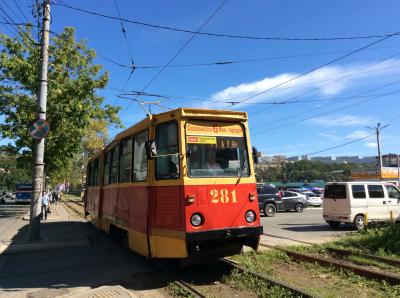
[[365, 142, 377, 148], [307, 114, 374, 127], [202, 58, 400, 108], [317, 132, 341, 141], [345, 130, 371, 139]]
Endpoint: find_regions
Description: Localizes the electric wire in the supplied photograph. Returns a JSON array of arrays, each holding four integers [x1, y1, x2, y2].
[[300, 133, 376, 157], [51, 1, 400, 42], [294, 112, 400, 157], [252, 78, 400, 132], [120, 0, 228, 116], [228, 31, 400, 109], [252, 84, 400, 136], [249, 50, 400, 119], [113, 0, 136, 102]]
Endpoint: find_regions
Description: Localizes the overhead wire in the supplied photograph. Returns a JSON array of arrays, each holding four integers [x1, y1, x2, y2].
[[293, 111, 400, 157], [249, 50, 400, 119], [251, 82, 400, 136], [227, 31, 400, 109], [120, 0, 228, 116], [51, 1, 400, 42]]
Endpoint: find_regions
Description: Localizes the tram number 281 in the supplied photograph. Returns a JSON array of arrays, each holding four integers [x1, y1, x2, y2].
[[210, 189, 237, 204]]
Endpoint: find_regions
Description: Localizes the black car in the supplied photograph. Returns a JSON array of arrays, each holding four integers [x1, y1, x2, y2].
[[256, 185, 308, 217]]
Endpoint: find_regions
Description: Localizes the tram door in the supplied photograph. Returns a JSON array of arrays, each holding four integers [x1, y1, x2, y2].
[[150, 120, 184, 257]]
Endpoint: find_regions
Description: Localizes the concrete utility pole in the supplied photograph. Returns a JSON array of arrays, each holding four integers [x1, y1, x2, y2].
[[29, 0, 50, 241], [366, 123, 386, 181]]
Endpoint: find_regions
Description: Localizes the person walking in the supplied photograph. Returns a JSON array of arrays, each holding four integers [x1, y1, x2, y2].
[[41, 191, 50, 220]]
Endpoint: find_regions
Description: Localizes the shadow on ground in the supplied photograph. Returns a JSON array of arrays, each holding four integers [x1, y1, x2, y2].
[[279, 223, 355, 232], [0, 220, 166, 296]]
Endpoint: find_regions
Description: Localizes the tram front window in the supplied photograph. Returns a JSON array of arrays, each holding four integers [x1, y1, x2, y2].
[[187, 136, 250, 177]]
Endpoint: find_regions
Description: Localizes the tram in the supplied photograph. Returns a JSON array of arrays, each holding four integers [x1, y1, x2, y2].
[[85, 108, 262, 262]]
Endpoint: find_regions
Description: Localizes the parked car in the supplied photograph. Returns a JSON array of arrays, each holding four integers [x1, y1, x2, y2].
[[323, 182, 400, 230], [301, 191, 323, 207], [256, 185, 308, 217], [281, 191, 308, 212]]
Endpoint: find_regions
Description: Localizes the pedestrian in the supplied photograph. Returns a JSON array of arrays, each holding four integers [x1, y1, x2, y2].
[[52, 190, 57, 204], [41, 191, 50, 220]]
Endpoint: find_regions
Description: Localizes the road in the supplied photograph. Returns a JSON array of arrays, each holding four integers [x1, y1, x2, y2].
[[260, 207, 355, 244], [0, 199, 30, 238]]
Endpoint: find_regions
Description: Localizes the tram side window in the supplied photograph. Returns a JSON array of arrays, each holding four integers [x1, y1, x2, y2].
[[156, 121, 180, 179], [110, 146, 119, 184], [90, 158, 99, 186], [133, 130, 148, 181], [119, 137, 132, 183], [104, 150, 111, 185]]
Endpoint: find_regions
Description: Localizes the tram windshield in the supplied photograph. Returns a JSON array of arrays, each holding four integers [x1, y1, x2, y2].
[[186, 122, 250, 177]]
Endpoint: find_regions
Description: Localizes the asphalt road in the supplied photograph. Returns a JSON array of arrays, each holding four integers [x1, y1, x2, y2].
[[0, 199, 30, 237], [260, 207, 355, 244]]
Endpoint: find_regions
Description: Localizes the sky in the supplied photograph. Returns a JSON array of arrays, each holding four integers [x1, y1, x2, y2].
[[1, 0, 400, 158]]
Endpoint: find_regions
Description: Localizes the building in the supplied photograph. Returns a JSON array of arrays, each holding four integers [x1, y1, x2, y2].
[[351, 154, 400, 185], [310, 156, 334, 163]]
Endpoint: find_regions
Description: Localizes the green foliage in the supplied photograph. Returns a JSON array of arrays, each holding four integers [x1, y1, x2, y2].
[[0, 145, 30, 190], [0, 26, 121, 177], [327, 223, 400, 258], [256, 160, 369, 182]]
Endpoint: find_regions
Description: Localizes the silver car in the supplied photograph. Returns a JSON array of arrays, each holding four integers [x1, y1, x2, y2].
[[302, 191, 323, 207]]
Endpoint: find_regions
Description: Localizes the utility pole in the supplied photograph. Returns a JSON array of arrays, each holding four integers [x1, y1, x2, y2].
[[397, 154, 400, 186], [29, 0, 50, 241], [366, 123, 387, 181]]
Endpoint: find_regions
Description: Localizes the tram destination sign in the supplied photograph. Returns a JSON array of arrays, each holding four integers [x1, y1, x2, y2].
[[28, 118, 50, 139]]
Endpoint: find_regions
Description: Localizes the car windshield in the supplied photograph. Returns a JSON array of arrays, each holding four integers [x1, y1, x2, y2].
[[186, 122, 250, 177]]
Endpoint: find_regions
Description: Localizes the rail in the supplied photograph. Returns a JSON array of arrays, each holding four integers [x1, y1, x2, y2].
[[220, 258, 316, 298]]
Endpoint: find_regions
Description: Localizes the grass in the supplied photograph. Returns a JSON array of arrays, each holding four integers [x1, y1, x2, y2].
[[325, 223, 400, 259], [166, 282, 195, 297], [222, 268, 297, 298], [229, 249, 400, 298]]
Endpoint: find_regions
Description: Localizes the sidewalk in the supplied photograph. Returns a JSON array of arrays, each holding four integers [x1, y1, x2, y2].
[[0, 204, 168, 298]]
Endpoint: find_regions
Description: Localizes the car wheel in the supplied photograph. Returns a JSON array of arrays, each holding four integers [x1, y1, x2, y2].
[[264, 203, 276, 217], [295, 203, 304, 213], [353, 215, 365, 230], [327, 221, 340, 229]]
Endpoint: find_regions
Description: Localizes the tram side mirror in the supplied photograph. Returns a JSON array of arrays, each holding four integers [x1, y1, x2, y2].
[[145, 140, 158, 159]]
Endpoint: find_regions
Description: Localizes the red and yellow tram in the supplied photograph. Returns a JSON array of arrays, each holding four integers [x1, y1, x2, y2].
[[85, 108, 263, 262]]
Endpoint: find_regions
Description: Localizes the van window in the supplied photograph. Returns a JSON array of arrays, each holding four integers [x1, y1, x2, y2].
[[351, 185, 366, 199], [386, 185, 400, 199], [367, 185, 384, 198], [324, 184, 346, 199]]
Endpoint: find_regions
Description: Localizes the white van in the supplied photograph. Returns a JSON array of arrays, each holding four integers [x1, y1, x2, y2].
[[323, 182, 400, 230]]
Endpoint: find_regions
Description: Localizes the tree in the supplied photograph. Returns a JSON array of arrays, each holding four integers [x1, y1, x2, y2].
[[0, 145, 30, 190], [0, 26, 121, 177]]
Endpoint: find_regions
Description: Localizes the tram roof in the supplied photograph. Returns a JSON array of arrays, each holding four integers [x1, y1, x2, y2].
[[87, 108, 248, 160], [114, 108, 247, 141]]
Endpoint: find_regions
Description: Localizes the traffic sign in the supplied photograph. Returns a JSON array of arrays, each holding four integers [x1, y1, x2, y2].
[[28, 119, 50, 139]]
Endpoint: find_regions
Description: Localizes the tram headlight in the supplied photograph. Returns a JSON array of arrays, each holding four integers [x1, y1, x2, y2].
[[245, 210, 256, 223], [190, 213, 203, 227]]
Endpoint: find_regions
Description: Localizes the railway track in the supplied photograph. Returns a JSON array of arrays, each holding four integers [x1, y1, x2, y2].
[[152, 262, 206, 298], [63, 200, 84, 217], [263, 233, 400, 267], [259, 242, 400, 285], [220, 258, 315, 298]]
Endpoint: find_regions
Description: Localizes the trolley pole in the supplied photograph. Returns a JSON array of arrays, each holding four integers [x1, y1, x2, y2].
[[29, 0, 51, 241]]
